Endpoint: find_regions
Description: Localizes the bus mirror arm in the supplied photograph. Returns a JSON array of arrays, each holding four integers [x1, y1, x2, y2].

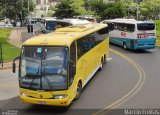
[[13, 56, 20, 73]]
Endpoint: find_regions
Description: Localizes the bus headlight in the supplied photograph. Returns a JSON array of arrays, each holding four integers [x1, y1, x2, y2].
[[53, 94, 68, 99], [20, 92, 29, 97]]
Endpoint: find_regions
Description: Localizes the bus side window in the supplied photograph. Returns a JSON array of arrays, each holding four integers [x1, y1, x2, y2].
[[94, 27, 109, 44], [114, 23, 118, 30], [69, 41, 76, 86], [123, 26, 127, 32], [126, 24, 135, 32], [97, 27, 108, 34], [108, 23, 114, 31], [83, 35, 96, 51]]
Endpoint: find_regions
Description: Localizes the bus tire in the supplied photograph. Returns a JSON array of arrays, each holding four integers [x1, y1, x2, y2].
[[75, 82, 82, 100], [103, 55, 106, 64], [99, 57, 103, 71], [123, 42, 127, 49]]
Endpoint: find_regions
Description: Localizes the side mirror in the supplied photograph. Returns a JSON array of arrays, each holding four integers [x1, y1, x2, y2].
[[12, 56, 20, 73]]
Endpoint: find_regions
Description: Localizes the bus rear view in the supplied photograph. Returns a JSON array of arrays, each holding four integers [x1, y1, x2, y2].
[[102, 19, 156, 50], [135, 23, 156, 50]]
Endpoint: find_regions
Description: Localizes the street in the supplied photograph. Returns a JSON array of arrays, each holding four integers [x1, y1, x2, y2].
[[0, 45, 159, 115]]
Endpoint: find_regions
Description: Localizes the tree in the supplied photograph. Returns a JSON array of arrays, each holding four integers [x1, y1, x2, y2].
[[139, 0, 160, 20], [0, 0, 35, 25], [54, 0, 89, 19], [102, 2, 126, 19], [86, 0, 106, 18]]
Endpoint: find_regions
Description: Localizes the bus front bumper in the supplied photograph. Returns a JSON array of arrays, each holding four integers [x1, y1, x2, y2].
[[20, 95, 70, 106]]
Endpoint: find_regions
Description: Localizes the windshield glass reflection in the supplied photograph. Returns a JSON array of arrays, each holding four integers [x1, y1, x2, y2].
[[20, 46, 68, 91]]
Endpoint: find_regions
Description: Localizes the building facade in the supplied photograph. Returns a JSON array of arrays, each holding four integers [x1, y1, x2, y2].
[[31, 0, 58, 18]]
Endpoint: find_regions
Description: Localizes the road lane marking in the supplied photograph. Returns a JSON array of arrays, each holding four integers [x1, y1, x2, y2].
[[107, 58, 112, 61], [93, 48, 146, 115]]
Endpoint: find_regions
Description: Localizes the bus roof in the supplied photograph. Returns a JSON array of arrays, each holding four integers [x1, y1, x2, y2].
[[24, 23, 107, 46], [62, 18, 90, 25], [41, 17, 57, 21], [41, 18, 90, 25], [102, 18, 155, 24]]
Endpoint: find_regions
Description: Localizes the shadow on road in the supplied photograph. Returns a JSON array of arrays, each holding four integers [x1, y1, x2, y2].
[[110, 44, 155, 54]]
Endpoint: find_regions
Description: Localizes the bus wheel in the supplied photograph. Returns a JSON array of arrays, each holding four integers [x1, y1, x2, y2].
[[123, 42, 127, 49], [99, 57, 103, 71], [103, 55, 106, 64], [75, 82, 82, 100]]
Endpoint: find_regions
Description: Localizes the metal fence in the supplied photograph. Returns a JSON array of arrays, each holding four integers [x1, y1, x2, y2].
[[0, 44, 3, 67]]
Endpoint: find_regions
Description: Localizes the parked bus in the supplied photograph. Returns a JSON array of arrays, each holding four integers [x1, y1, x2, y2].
[[41, 18, 90, 33], [102, 19, 156, 50], [12, 23, 109, 106]]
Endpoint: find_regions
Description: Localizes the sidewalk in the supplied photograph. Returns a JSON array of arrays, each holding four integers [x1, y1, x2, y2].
[[0, 61, 19, 70], [8, 27, 26, 48]]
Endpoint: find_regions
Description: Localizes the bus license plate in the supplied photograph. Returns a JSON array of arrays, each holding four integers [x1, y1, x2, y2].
[[38, 101, 46, 105]]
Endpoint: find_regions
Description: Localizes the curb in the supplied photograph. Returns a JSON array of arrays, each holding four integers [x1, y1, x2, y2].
[[0, 61, 19, 70]]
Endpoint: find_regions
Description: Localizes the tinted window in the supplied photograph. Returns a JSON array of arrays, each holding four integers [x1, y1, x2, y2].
[[69, 42, 76, 85], [96, 27, 109, 42], [77, 27, 108, 59], [137, 23, 155, 30], [125, 24, 135, 32], [97, 27, 108, 34], [114, 23, 135, 32], [77, 34, 98, 59], [107, 23, 114, 31]]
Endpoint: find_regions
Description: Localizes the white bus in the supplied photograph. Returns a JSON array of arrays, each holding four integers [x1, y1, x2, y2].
[[102, 19, 156, 50], [41, 18, 90, 33]]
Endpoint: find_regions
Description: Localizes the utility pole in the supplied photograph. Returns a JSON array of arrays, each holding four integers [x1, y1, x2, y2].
[[21, 0, 23, 26]]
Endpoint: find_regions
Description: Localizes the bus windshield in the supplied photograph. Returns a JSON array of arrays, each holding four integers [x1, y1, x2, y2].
[[20, 46, 68, 91], [137, 23, 155, 31]]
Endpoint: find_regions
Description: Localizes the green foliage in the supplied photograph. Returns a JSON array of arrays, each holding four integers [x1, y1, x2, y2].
[[0, 29, 20, 61], [54, 0, 89, 19], [139, 0, 160, 20], [54, 0, 75, 18], [156, 40, 160, 47], [0, 0, 35, 22], [155, 20, 160, 31], [102, 2, 126, 19], [154, 20, 160, 43]]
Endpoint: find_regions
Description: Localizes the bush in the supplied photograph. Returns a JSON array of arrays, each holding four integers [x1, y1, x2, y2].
[[154, 20, 160, 31]]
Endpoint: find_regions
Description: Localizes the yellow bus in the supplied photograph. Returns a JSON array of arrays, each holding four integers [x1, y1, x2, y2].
[[13, 23, 109, 107]]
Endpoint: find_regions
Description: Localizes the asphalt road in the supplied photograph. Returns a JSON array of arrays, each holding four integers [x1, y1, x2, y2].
[[0, 45, 159, 115]]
